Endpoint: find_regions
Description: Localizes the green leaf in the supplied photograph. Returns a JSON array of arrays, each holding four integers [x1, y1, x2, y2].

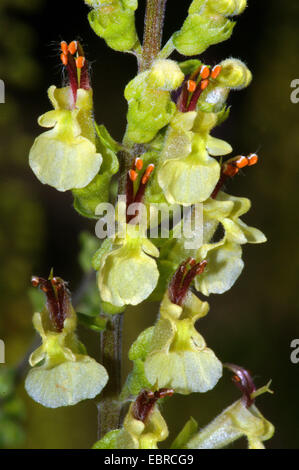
[[171, 417, 198, 449]]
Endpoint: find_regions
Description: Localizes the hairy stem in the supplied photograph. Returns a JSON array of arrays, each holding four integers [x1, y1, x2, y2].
[[140, 0, 168, 72], [98, 313, 124, 438]]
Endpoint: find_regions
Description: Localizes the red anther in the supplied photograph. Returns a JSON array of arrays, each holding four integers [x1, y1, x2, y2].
[[134, 157, 143, 171], [129, 169, 138, 182], [60, 41, 68, 55], [187, 79, 197, 93], [142, 164, 155, 185], [235, 155, 249, 169], [154, 388, 174, 399], [196, 259, 207, 275], [200, 79, 209, 91], [132, 389, 174, 423], [60, 53, 68, 66], [247, 153, 258, 166], [224, 363, 257, 408], [200, 65, 210, 80], [211, 65, 222, 80], [68, 40, 78, 55], [76, 56, 85, 69]]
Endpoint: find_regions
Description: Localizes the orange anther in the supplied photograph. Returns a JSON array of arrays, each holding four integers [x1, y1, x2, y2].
[[129, 169, 138, 182], [235, 155, 248, 169], [233, 375, 241, 382], [187, 80, 197, 93], [222, 163, 239, 178], [60, 53, 68, 66], [211, 65, 222, 80], [135, 157, 143, 171], [247, 153, 258, 166], [60, 41, 68, 55], [200, 79, 209, 90], [76, 56, 85, 69], [200, 65, 210, 80], [68, 40, 78, 55], [142, 164, 155, 184]]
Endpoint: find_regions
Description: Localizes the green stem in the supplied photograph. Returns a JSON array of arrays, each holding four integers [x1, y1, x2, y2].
[[140, 0, 168, 72], [97, 0, 168, 439], [98, 313, 124, 438]]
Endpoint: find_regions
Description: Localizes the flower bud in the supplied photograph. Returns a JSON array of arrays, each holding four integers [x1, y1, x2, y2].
[[87, 0, 138, 52], [148, 60, 184, 91], [217, 58, 252, 89]]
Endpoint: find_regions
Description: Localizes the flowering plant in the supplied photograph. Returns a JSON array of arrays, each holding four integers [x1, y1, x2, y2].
[[25, 0, 274, 449]]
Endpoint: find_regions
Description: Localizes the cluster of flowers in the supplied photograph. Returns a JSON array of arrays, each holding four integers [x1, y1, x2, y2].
[[26, 0, 274, 449]]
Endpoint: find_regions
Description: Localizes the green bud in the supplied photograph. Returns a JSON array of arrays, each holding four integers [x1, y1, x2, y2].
[[217, 58, 252, 89], [87, 0, 138, 52], [173, 11, 235, 56], [148, 60, 184, 91], [125, 69, 177, 144]]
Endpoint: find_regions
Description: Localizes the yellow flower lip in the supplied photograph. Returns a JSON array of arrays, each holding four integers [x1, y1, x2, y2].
[[29, 85, 102, 192]]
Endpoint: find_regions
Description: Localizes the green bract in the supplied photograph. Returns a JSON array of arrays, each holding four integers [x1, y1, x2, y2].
[[173, 0, 242, 56], [97, 224, 160, 307], [29, 86, 102, 192], [25, 305, 108, 408], [186, 399, 274, 449], [195, 191, 266, 295], [125, 61, 184, 143], [86, 0, 138, 52], [131, 291, 222, 394]]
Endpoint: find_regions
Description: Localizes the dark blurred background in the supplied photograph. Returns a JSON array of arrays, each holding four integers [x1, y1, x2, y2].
[[0, 0, 298, 449]]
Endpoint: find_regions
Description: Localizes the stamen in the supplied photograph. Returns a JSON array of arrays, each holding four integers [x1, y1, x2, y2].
[[31, 274, 70, 332], [200, 65, 210, 80], [141, 164, 155, 185], [132, 388, 174, 423], [60, 53, 68, 66], [168, 259, 207, 306], [60, 41, 68, 56], [134, 157, 143, 171], [187, 79, 197, 92], [76, 56, 85, 69], [68, 40, 78, 55], [200, 79, 209, 91], [247, 153, 258, 166], [235, 155, 248, 169], [224, 363, 257, 408], [211, 65, 222, 79], [129, 169, 138, 182]]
